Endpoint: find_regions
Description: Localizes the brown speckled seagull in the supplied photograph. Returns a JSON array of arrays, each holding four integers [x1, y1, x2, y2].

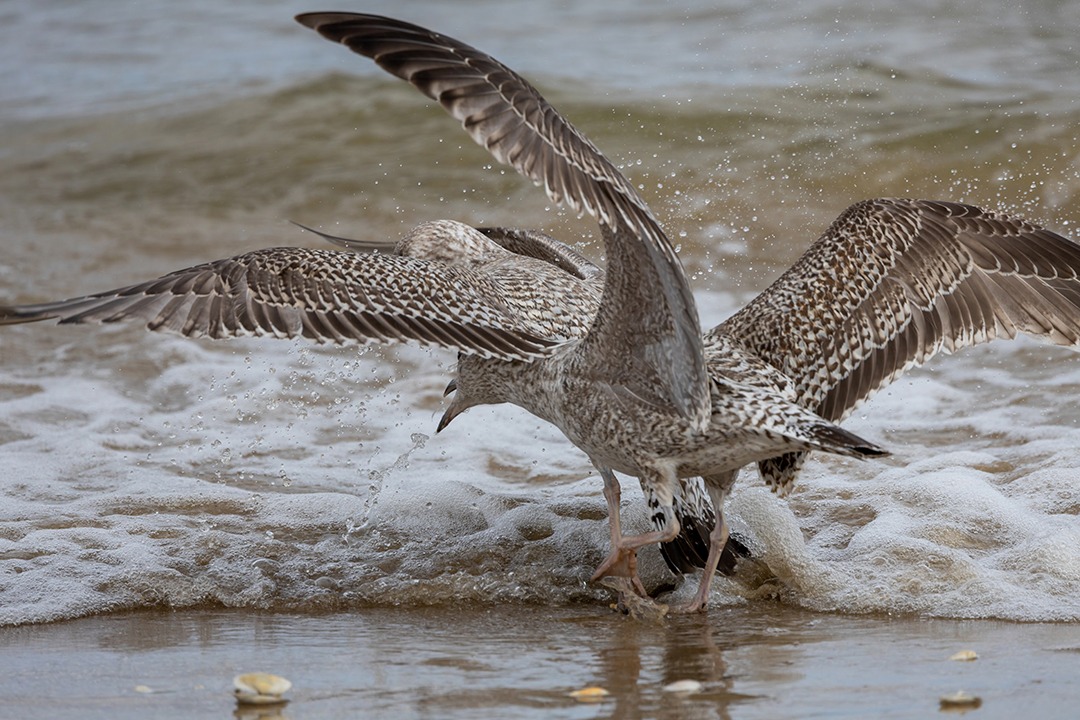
[[5, 14, 1080, 613]]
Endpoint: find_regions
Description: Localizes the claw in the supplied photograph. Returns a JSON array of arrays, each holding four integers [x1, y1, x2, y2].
[[592, 467, 678, 599], [591, 544, 640, 582], [667, 598, 710, 614]]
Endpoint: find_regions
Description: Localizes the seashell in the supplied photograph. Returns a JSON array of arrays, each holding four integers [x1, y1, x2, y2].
[[939, 690, 981, 708], [663, 679, 704, 694], [233, 672, 292, 705], [568, 686, 610, 702], [948, 650, 978, 661]]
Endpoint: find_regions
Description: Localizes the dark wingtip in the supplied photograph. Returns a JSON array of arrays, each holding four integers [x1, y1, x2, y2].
[[294, 12, 356, 30], [814, 423, 891, 460], [290, 220, 395, 253], [659, 512, 711, 574], [659, 526, 752, 577], [0, 304, 53, 326], [717, 533, 752, 575], [858, 444, 891, 458]]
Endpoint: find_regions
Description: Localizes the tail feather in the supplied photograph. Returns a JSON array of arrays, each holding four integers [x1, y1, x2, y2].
[[656, 478, 751, 576], [811, 422, 890, 459]]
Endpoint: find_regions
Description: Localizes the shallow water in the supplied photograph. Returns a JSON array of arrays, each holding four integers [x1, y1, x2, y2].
[[2, 606, 1078, 719], [1, 0, 1080, 628]]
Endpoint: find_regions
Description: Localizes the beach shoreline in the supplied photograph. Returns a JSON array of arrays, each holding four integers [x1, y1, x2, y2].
[[1, 603, 1075, 719]]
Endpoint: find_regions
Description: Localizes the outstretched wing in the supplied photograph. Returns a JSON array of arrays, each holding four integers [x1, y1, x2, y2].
[[0, 246, 562, 360], [296, 12, 708, 424], [718, 198, 1080, 490]]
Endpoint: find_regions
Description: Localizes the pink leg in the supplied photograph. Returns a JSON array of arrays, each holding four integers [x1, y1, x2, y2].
[[670, 513, 729, 613], [591, 468, 678, 597], [670, 472, 736, 613]]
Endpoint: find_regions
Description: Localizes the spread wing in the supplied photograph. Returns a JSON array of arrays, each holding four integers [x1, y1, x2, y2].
[[0, 246, 563, 360], [296, 12, 708, 424], [717, 198, 1080, 490]]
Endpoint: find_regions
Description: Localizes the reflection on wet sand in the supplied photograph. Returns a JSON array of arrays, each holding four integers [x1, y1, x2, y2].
[[594, 611, 748, 720], [2, 605, 1074, 718]]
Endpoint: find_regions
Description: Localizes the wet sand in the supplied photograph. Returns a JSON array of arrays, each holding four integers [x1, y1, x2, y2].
[[1, 604, 1076, 719]]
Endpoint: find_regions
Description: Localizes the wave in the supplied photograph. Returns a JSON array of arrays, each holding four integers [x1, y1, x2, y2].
[[2, 71, 1080, 625]]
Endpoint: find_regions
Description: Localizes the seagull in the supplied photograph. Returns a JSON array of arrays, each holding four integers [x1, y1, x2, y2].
[[294, 221, 747, 581], [4, 13, 1080, 613]]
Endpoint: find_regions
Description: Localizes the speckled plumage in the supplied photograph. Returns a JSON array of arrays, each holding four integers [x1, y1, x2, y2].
[[6, 14, 1080, 613], [0, 221, 591, 360], [279, 15, 1080, 610], [287, 13, 889, 608]]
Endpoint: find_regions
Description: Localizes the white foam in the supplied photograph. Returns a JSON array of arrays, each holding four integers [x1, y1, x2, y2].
[[5, 289, 1079, 625], [709, 370, 1080, 621], [3, 1, 1080, 624]]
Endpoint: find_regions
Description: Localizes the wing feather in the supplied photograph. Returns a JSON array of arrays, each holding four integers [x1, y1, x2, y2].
[[296, 11, 708, 424], [723, 198, 1080, 421], [0, 247, 563, 361], [721, 198, 1080, 492]]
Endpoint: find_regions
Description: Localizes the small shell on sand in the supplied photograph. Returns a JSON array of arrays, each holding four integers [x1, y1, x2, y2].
[[939, 690, 982, 709], [233, 673, 292, 705], [663, 679, 704, 694], [568, 686, 610, 702], [949, 650, 979, 661]]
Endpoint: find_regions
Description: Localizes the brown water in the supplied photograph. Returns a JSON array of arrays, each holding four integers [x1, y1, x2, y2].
[[2, 606, 1078, 719]]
